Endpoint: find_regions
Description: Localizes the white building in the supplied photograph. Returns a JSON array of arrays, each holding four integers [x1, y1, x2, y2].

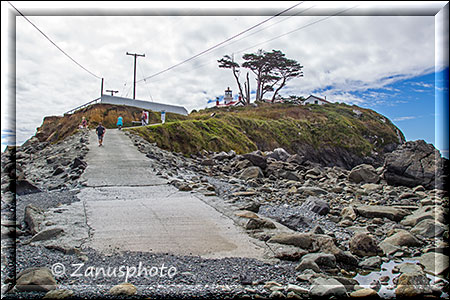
[[303, 95, 330, 105], [223, 87, 233, 105]]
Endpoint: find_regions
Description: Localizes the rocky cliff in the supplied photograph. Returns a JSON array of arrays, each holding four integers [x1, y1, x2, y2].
[[129, 102, 405, 169]]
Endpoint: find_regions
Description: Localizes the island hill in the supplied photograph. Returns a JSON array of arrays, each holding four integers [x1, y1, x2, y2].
[[34, 101, 404, 170]]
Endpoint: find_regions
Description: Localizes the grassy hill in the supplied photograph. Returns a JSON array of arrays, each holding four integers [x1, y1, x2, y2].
[[34, 103, 188, 144], [127, 102, 405, 169], [31, 101, 405, 169]]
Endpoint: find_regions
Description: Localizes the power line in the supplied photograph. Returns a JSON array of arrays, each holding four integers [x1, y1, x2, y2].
[[236, 5, 358, 54], [8, 1, 102, 80], [138, 63, 154, 101], [136, 1, 304, 83], [139, 5, 358, 85]]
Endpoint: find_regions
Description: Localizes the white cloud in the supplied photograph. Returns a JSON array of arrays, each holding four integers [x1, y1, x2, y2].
[[393, 116, 418, 121], [1, 1, 447, 146]]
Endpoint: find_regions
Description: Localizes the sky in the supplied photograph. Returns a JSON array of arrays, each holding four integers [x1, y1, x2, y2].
[[1, 1, 449, 158]]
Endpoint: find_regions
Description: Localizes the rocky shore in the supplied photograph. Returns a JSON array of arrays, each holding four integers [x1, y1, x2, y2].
[[1, 128, 449, 299]]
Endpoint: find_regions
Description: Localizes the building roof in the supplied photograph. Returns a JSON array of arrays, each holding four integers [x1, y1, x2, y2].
[[304, 95, 330, 104], [101, 95, 188, 115]]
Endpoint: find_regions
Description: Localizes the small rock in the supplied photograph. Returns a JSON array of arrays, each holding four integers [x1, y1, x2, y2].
[[350, 288, 378, 297], [245, 218, 276, 230], [108, 282, 137, 296]]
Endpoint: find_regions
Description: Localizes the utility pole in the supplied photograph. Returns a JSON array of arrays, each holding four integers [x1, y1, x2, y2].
[[101, 78, 104, 97], [105, 90, 119, 96], [126, 52, 145, 99]]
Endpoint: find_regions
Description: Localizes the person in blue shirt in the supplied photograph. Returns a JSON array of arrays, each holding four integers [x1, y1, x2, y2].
[[117, 115, 123, 130]]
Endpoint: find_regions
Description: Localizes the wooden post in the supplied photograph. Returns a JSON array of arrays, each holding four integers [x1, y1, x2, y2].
[[126, 52, 145, 99]]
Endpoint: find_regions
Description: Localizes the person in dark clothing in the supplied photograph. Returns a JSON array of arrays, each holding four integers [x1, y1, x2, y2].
[[96, 123, 106, 146]]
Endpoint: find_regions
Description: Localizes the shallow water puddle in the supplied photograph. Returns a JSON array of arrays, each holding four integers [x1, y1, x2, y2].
[[354, 259, 449, 298]]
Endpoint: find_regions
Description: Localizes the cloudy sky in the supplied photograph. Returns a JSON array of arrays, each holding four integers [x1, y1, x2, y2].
[[1, 1, 448, 157]]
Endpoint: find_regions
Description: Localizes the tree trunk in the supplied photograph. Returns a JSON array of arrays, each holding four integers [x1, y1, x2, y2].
[[232, 66, 245, 104], [246, 72, 250, 104], [271, 78, 286, 103]]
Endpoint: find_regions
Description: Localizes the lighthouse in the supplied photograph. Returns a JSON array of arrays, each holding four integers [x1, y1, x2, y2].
[[224, 87, 233, 105]]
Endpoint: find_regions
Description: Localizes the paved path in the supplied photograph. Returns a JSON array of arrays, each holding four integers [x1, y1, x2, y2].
[[80, 129, 266, 259]]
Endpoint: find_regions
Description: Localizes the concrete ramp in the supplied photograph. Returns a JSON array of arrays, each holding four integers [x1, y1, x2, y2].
[[80, 129, 265, 259]]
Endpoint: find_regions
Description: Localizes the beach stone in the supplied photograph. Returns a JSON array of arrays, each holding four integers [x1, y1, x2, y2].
[[301, 196, 330, 215], [16, 267, 57, 292], [239, 166, 264, 180], [286, 284, 308, 295], [411, 219, 446, 238], [349, 233, 382, 257], [395, 272, 432, 297], [348, 164, 380, 184], [235, 211, 259, 219], [298, 253, 336, 269], [355, 205, 409, 222], [243, 153, 267, 169], [245, 218, 276, 230], [400, 206, 443, 227], [267, 148, 291, 162], [24, 204, 44, 235], [212, 151, 229, 161], [350, 288, 378, 298], [341, 206, 357, 221], [108, 282, 137, 296], [381, 229, 421, 247], [418, 252, 449, 275], [16, 179, 42, 196], [268, 233, 313, 249], [310, 277, 347, 297], [27, 228, 64, 243], [395, 262, 424, 274], [272, 244, 308, 261], [359, 256, 382, 270]]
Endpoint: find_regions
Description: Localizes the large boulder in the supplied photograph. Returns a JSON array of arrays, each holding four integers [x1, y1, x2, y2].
[[395, 271, 433, 297], [418, 252, 449, 276], [379, 230, 422, 255], [383, 140, 448, 190], [410, 219, 446, 238], [348, 164, 380, 184], [349, 233, 382, 257], [267, 148, 291, 162], [239, 166, 264, 180], [242, 153, 267, 169], [16, 267, 57, 292]]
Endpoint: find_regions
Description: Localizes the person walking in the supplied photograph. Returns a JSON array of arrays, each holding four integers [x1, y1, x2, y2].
[[141, 111, 146, 126], [96, 122, 106, 146], [117, 115, 123, 130], [81, 116, 88, 129]]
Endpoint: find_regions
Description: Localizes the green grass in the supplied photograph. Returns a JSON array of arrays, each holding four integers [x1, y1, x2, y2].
[[126, 102, 405, 158]]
